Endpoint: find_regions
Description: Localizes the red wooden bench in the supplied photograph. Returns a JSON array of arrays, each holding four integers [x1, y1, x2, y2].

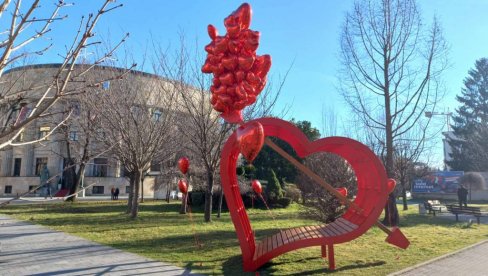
[[221, 118, 394, 271]]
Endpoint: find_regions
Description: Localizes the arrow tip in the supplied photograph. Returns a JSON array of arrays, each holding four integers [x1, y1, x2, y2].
[[385, 227, 410, 249]]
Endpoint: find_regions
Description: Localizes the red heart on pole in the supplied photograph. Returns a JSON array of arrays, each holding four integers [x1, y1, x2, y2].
[[220, 118, 406, 271], [236, 121, 265, 163]]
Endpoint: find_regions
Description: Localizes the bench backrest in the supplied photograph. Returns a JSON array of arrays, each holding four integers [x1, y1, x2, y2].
[[446, 204, 481, 215]]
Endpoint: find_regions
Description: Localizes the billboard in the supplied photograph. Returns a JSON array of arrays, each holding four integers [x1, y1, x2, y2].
[[412, 171, 464, 193]]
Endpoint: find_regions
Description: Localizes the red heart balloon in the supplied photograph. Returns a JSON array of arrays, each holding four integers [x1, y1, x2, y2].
[[214, 38, 229, 55], [235, 70, 246, 82], [208, 24, 218, 40], [219, 72, 235, 86], [178, 157, 190, 174], [236, 3, 252, 29], [178, 179, 188, 194], [222, 56, 237, 70], [238, 55, 255, 71], [236, 121, 264, 163], [251, 179, 262, 194], [220, 118, 404, 272]]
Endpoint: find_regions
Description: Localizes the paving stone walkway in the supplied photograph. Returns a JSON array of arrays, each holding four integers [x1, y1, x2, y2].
[[391, 239, 488, 276], [0, 215, 200, 275]]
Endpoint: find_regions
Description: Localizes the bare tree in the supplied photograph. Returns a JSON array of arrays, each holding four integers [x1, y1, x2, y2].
[[296, 152, 357, 223], [339, 0, 448, 226], [0, 0, 126, 148], [57, 66, 132, 201], [91, 65, 178, 218]]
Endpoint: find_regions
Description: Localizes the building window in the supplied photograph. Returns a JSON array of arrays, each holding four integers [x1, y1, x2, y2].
[[4, 185, 12, 194], [28, 185, 37, 193], [70, 102, 80, 116], [102, 81, 110, 90], [69, 131, 78, 141], [152, 109, 162, 122], [35, 158, 48, 176], [92, 186, 104, 194], [13, 158, 21, 176], [126, 186, 131, 194], [92, 158, 108, 177], [38, 126, 51, 139]]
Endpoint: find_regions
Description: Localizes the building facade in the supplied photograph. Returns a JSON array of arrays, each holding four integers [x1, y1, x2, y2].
[[0, 64, 185, 197]]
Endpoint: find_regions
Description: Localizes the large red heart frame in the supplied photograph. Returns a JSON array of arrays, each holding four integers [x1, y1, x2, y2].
[[220, 117, 390, 271]]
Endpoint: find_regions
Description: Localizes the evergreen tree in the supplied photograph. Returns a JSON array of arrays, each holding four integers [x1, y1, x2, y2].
[[252, 119, 321, 184], [448, 58, 488, 171], [265, 169, 283, 203]]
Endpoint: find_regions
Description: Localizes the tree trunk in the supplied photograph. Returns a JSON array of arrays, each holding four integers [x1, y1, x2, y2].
[[66, 163, 86, 202], [179, 193, 187, 214], [204, 171, 214, 222], [127, 173, 135, 214], [140, 176, 145, 203], [402, 187, 408, 211], [382, 56, 400, 227], [217, 188, 224, 218], [130, 170, 142, 218]]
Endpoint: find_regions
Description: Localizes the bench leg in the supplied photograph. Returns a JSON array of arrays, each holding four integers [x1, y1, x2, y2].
[[321, 245, 327, 258], [328, 244, 335, 271], [433, 210, 436, 216]]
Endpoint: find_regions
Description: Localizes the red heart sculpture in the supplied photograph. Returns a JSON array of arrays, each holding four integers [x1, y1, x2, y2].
[[221, 117, 395, 271]]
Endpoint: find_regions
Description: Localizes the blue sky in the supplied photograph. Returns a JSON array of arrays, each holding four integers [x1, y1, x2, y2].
[[28, 0, 488, 166]]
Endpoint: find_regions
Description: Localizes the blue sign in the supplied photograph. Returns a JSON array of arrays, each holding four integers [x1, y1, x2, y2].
[[412, 171, 464, 193]]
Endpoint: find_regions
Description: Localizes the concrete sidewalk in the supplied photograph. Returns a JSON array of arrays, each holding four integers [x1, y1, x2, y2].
[[0, 214, 200, 275], [391, 240, 488, 276]]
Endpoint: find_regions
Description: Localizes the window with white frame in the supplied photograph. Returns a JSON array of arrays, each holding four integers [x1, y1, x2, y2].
[[38, 126, 50, 139]]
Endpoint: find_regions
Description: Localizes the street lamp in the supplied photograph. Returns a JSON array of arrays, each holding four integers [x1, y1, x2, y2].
[[425, 111, 453, 131]]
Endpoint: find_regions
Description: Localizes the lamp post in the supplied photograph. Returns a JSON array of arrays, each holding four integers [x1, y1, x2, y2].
[[424, 111, 453, 131]]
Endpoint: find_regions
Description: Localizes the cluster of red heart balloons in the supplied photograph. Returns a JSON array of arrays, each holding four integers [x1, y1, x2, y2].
[[178, 157, 190, 194], [201, 3, 271, 124]]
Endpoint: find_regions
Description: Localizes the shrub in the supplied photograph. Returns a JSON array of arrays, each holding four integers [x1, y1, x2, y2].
[[190, 191, 205, 206], [276, 197, 292, 208], [284, 184, 301, 203]]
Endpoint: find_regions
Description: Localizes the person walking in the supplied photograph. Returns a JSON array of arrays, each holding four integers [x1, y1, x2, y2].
[[111, 187, 115, 200], [114, 187, 120, 200], [457, 184, 468, 207]]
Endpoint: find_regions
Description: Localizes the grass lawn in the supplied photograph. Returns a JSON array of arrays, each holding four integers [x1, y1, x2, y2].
[[1, 200, 488, 275]]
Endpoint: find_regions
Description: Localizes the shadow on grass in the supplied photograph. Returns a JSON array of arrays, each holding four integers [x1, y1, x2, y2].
[[219, 254, 386, 275]]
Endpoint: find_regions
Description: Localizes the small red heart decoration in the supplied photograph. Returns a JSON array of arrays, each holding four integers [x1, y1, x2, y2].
[[221, 118, 396, 271], [236, 121, 265, 163]]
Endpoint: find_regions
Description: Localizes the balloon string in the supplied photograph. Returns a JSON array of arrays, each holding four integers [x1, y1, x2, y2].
[[186, 204, 203, 249], [258, 194, 276, 221]]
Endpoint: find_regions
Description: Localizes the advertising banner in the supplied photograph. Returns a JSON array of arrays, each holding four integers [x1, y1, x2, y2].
[[412, 171, 464, 193]]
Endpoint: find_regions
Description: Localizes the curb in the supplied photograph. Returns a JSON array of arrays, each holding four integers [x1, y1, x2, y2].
[[389, 239, 488, 275]]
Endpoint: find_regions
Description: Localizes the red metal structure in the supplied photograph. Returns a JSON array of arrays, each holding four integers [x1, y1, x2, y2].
[[220, 117, 407, 271]]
